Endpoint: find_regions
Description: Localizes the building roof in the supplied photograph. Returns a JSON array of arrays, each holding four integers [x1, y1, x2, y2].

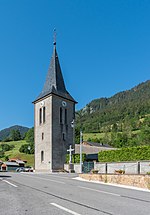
[[9, 158, 18, 162], [4, 162, 19, 167], [33, 43, 77, 103], [16, 160, 25, 164], [75, 143, 116, 154]]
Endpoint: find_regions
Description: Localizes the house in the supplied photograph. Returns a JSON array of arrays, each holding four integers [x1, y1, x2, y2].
[[1, 158, 25, 171], [1, 162, 19, 171], [75, 142, 116, 162], [9, 158, 27, 164], [75, 142, 115, 155]]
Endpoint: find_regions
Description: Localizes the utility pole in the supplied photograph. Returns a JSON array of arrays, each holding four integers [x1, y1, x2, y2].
[[80, 130, 83, 173]]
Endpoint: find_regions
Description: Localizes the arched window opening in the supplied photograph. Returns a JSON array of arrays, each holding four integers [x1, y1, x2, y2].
[[41, 151, 44, 162], [43, 107, 46, 123], [63, 133, 65, 141], [65, 109, 67, 124], [39, 108, 42, 125], [42, 132, 44, 140], [60, 107, 62, 124]]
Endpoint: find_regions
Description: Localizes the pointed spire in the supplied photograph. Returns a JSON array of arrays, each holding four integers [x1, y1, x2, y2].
[[33, 33, 76, 103], [53, 28, 56, 46], [42, 43, 67, 94]]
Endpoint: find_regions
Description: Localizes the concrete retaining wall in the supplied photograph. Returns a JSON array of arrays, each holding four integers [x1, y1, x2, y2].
[[64, 163, 81, 173]]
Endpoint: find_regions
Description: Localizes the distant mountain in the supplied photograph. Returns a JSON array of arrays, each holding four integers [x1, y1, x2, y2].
[[76, 80, 150, 132], [0, 125, 30, 141]]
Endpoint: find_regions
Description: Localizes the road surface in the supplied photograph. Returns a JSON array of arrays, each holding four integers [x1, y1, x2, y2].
[[0, 172, 150, 215]]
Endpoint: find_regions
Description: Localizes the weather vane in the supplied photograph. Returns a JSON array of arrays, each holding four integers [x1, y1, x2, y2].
[[53, 28, 56, 45]]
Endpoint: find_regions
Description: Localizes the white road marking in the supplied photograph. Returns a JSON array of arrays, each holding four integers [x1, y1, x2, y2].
[[3, 180, 18, 188], [78, 186, 120, 197], [74, 176, 150, 193], [20, 174, 65, 184], [47, 175, 70, 179], [51, 203, 81, 215]]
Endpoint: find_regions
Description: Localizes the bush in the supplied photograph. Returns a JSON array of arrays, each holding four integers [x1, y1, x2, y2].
[[115, 169, 125, 174], [4, 155, 9, 161], [98, 145, 150, 162], [19, 144, 34, 154], [3, 137, 11, 142], [1, 144, 14, 152], [0, 151, 4, 158], [66, 153, 86, 164], [91, 169, 99, 174]]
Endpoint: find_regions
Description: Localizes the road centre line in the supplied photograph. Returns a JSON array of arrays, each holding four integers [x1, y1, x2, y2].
[[78, 186, 121, 197], [20, 174, 65, 184], [3, 180, 18, 188], [51, 203, 81, 215]]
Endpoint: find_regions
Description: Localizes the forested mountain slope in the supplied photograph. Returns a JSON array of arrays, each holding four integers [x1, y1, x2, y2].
[[77, 80, 150, 133], [0, 125, 29, 141]]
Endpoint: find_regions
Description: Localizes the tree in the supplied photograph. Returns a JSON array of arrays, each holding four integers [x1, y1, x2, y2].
[[0, 151, 4, 158], [1, 143, 14, 151], [20, 128, 34, 154], [112, 123, 118, 132], [25, 128, 34, 144], [4, 155, 9, 161], [139, 126, 150, 145], [75, 127, 80, 144], [10, 129, 21, 141]]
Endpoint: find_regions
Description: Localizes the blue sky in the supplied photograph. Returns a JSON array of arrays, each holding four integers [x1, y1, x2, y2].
[[0, 0, 150, 130]]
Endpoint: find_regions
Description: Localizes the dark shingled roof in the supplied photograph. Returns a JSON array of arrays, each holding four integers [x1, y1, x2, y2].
[[33, 44, 76, 103]]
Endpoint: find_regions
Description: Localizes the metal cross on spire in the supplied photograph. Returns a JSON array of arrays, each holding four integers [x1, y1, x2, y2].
[[53, 28, 56, 45]]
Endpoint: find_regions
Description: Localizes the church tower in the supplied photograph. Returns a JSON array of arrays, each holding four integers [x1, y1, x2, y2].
[[33, 37, 77, 172]]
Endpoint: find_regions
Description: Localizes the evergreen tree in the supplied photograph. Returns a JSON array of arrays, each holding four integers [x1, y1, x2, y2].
[[10, 129, 21, 141], [25, 127, 34, 144]]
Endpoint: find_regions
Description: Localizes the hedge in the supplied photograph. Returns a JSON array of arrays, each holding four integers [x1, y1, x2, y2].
[[66, 153, 86, 164], [98, 145, 150, 162]]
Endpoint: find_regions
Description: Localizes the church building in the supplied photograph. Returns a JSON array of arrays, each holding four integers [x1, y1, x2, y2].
[[33, 38, 77, 172]]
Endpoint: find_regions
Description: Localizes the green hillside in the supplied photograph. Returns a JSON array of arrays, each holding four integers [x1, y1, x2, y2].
[[0, 125, 29, 141], [0, 140, 34, 167], [76, 80, 150, 148]]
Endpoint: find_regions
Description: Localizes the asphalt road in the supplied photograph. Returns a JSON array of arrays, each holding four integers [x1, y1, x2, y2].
[[0, 172, 150, 215]]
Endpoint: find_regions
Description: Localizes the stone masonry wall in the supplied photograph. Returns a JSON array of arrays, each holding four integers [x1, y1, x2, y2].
[[34, 96, 52, 172], [79, 174, 150, 190]]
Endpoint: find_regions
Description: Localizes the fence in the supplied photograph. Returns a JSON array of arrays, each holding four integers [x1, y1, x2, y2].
[[93, 160, 150, 174], [64, 160, 150, 174]]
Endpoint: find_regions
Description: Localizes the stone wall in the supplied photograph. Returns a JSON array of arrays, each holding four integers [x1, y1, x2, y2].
[[79, 174, 150, 190], [34, 96, 52, 172]]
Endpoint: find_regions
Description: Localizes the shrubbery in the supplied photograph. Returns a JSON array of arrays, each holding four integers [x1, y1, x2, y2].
[[19, 128, 34, 154], [1, 143, 14, 152], [98, 145, 150, 162], [19, 143, 34, 154], [0, 151, 4, 158], [66, 153, 86, 164]]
